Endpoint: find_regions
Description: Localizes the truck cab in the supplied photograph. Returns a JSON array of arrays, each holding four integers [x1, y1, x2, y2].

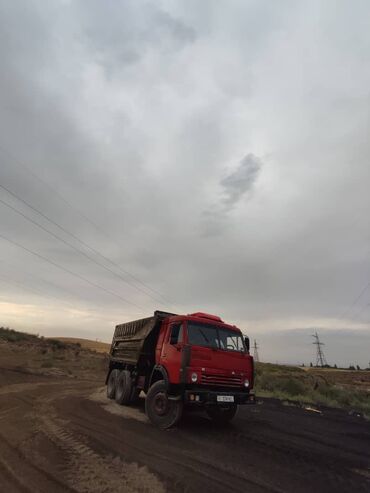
[[151, 312, 254, 418]]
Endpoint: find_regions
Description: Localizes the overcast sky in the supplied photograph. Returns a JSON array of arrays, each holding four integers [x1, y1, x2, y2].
[[0, 1, 369, 366]]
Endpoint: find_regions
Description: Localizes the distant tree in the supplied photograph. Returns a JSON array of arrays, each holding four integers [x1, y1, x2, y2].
[[310, 362, 313, 367], [334, 364, 337, 369], [356, 365, 361, 371], [302, 363, 305, 367], [349, 365, 355, 370]]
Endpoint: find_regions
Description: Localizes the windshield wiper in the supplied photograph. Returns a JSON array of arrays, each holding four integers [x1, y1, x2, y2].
[[199, 329, 209, 343], [198, 329, 219, 349]]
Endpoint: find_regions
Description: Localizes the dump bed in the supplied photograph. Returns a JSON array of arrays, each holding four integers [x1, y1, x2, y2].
[[109, 310, 175, 365]]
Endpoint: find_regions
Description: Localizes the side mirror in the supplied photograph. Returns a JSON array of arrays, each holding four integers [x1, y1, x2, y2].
[[244, 336, 250, 352]]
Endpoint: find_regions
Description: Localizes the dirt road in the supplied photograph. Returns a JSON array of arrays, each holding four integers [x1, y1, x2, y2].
[[0, 367, 369, 493]]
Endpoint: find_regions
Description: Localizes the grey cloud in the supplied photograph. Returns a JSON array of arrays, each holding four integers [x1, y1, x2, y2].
[[201, 154, 263, 236], [75, 0, 196, 72], [0, 1, 369, 366], [221, 153, 262, 209]]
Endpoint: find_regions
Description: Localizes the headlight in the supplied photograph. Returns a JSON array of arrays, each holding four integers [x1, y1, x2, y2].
[[191, 372, 198, 383], [243, 378, 250, 388]]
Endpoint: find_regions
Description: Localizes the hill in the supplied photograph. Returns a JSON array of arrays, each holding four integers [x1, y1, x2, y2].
[[52, 337, 110, 353], [0, 326, 107, 379]]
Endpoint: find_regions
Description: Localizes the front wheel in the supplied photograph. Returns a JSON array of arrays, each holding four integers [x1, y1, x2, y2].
[[145, 380, 183, 429], [206, 404, 238, 424]]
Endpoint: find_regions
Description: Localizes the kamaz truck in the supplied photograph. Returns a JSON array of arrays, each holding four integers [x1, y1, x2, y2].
[[106, 310, 255, 429]]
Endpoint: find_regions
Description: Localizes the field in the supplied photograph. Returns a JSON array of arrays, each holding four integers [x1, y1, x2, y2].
[[0, 328, 369, 493], [255, 362, 370, 417]]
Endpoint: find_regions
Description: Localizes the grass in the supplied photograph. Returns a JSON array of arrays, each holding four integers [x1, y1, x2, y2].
[[1, 326, 86, 354], [255, 363, 370, 417], [53, 337, 109, 353], [0, 326, 40, 343]]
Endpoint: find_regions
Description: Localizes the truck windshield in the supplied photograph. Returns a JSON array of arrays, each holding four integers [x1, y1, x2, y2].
[[187, 322, 245, 352]]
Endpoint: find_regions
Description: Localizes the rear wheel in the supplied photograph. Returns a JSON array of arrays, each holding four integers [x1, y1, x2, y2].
[[145, 380, 183, 429], [206, 404, 238, 424], [115, 370, 132, 405], [107, 369, 120, 399]]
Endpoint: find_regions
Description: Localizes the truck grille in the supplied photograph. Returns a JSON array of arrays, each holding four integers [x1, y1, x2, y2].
[[201, 373, 242, 387]]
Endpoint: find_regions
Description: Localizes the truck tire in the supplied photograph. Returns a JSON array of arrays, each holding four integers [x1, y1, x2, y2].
[[107, 369, 120, 399], [206, 404, 238, 424], [145, 380, 183, 429], [115, 370, 132, 405]]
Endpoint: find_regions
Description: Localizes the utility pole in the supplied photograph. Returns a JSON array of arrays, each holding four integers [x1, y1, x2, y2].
[[253, 340, 260, 362], [312, 331, 328, 367]]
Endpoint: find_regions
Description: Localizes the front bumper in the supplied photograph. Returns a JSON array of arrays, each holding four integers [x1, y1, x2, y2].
[[184, 389, 256, 405]]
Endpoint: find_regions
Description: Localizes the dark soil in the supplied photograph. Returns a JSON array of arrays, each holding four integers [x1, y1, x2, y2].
[[0, 347, 369, 492]]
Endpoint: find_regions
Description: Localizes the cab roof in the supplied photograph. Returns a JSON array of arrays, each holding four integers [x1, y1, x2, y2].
[[166, 311, 241, 333]]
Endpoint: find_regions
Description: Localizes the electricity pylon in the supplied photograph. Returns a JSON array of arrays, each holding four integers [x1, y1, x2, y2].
[[312, 331, 328, 367], [253, 340, 260, 362]]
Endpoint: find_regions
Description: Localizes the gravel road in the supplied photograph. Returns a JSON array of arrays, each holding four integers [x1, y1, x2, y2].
[[0, 367, 369, 493]]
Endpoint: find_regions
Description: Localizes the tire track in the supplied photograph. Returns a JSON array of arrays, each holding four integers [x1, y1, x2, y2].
[[59, 397, 284, 493], [0, 432, 74, 493], [40, 413, 165, 493]]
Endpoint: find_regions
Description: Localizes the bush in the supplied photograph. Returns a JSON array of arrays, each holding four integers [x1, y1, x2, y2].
[[0, 327, 39, 343], [257, 373, 306, 398], [279, 378, 306, 396], [49, 339, 67, 351]]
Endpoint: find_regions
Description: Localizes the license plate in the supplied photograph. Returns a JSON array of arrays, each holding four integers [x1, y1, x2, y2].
[[217, 395, 234, 402]]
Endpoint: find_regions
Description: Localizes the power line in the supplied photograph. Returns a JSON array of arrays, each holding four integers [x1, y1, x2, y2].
[[0, 182, 173, 307], [0, 194, 168, 308], [0, 145, 175, 306], [0, 258, 92, 307], [0, 274, 76, 309], [0, 144, 110, 238], [337, 280, 370, 322], [349, 300, 370, 323], [0, 232, 145, 311]]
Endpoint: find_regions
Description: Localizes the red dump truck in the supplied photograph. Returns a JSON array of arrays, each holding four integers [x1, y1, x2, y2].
[[106, 310, 255, 428]]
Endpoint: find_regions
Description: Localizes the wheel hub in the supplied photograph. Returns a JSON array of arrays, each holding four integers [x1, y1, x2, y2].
[[153, 392, 169, 416]]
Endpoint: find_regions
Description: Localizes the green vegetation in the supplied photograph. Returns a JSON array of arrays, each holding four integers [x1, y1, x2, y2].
[[255, 363, 370, 417], [48, 338, 68, 351], [1, 327, 80, 351], [0, 326, 40, 343]]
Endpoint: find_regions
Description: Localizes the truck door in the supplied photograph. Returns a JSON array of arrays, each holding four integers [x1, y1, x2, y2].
[[161, 322, 183, 384]]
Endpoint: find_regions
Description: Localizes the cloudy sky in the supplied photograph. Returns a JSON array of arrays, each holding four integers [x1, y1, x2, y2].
[[0, 0, 369, 366]]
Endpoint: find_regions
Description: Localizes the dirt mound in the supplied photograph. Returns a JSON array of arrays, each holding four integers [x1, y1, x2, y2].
[[0, 329, 107, 380]]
